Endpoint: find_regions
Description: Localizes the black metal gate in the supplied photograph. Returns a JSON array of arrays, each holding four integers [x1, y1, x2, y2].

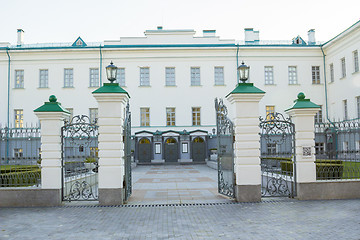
[[215, 98, 235, 198], [259, 112, 296, 198], [61, 115, 98, 201], [123, 102, 132, 202]]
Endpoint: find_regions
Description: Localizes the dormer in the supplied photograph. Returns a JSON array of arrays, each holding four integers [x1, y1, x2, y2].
[[292, 36, 307, 45], [72, 37, 87, 47]]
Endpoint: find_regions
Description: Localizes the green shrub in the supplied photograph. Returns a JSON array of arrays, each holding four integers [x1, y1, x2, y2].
[[84, 157, 97, 163], [280, 161, 294, 176], [0, 169, 41, 187], [315, 159, 343, 180]]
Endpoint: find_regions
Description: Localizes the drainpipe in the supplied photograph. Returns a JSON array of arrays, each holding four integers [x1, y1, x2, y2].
[[236, 44, 239, 81], [6, 48, 11, 161], [99, 45, 103, 85]]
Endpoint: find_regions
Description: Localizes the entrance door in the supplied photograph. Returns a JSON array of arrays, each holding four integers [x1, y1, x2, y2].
[[192, 137, 206, 162], [164, 137, 178, 162], [138, 138, 151, 163]]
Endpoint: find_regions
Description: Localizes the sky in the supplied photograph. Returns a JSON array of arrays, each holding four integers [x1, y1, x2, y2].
[[0, 0, 359, 45]]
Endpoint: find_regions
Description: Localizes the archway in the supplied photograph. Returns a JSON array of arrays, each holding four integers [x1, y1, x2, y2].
[[164, 137, 178, 163], [191, 136, 206, 162]]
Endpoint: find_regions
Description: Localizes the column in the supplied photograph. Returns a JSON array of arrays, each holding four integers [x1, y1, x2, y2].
[[226, 83, 265, 202], [34, 95, 70, 203], [92, 83, 130, 205], [285, 92, 320, 199]]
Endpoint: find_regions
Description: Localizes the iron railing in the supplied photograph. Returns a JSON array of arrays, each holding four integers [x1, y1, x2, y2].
[[0, 125, 41, 187], [315, 120, 360, 180]]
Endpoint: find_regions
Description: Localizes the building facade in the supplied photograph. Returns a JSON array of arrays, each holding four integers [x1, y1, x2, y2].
[[1, 21, 359, 163]]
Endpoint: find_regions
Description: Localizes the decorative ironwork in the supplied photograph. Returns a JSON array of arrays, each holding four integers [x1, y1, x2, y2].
[[215, 98, 235, 198], [259, 112, 296, 198], [61, 115, 98, 201], [123, 102, 132, 202]]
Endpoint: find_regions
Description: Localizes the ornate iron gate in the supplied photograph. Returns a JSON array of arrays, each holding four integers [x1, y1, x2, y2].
[[61, 115, 98, 201], [215, 98, 235, 198], [259, 112, 296, 198], [123, 102, 132, 202]]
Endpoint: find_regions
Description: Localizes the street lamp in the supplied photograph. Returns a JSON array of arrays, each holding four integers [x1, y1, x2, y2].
[[106, 61, 118, 83], [237, 61, 250, 83]]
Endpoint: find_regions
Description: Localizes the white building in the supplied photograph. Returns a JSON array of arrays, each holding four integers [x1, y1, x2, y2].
[[1, 21, 359, 163]]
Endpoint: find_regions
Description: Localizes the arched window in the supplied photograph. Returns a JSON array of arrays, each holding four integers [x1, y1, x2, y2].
[[139, 138, 150, 144], [165, 138, 177, 144], [193, 137, 204, 143]]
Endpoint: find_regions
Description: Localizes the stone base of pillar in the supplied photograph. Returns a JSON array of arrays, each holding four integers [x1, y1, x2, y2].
[[297, 182, 360, 200], [99, 188, 124, 205], [0, 189, 61, 207], [235, 184, 261, 202]]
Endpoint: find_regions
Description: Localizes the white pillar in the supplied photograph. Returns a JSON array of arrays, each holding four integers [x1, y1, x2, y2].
[[285, 92, 320, 199], [93, 83, 129, 205], [226, 83, 265, 202], [34, 96, 70, 203]]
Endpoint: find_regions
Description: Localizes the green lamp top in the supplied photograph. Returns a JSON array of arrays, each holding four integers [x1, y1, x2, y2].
[[286, 92, 320, 111]]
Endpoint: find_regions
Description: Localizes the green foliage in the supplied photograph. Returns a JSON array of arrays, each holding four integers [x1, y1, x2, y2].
[[84, 157, 97, 163], [0, 168, 41, 187], [315, 159, 343, 180]]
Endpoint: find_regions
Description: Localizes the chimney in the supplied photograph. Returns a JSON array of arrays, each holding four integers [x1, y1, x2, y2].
[[244, 28, 259, 44], [308, 29, 315, 45], [17, 29, 24, 46], [203, 30, 216, 37], [157, 26, 163, 30]]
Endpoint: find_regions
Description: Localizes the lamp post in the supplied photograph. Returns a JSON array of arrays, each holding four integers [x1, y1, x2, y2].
[[105, 61, 118, 83], [237, 61, 250, 83]]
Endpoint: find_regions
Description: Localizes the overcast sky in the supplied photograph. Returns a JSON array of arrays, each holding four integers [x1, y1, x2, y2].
[[1, 0, 359, 45]]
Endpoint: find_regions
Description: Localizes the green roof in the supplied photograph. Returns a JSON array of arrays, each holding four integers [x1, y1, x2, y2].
[[34, 95, 70, 113], [286, 92, 320, 111], [92, 83, 130, 97], [226, 83, 265, 97]]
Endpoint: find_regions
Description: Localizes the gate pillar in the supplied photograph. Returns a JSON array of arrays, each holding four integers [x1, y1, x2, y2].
[[34, 95, 70, 204], [285, 92, 320, 200], [226, 83, 265, 202], [92, 83, 130, 205]]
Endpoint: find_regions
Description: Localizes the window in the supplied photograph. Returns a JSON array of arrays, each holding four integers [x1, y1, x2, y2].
[[166, 108, 175, 126], [116, 68, 126, 87], [314, 105, 323, 123], [90, 147, 98, 157], [357, 96, 360, 119], [312, 66, 320, 84], [140, 67, 150, 86], [343, 100, 348, 120], [353, 50, 359, 73], [192, 107, 201, 126], [343, 141, 349, 153], [191, 67, 200, 86], [330, 63, 334, 83], [266, 106, 275, 120], [140, 108, 150, 126], [165, 67, 175, 86], [89, 108, 98, 123], [315, 143, 325, 155], [356, 141, 360, 151], [288, 66, 297, 84], [64, 68, 73, 87], [39, 69, 48, 88], [15, 70, 24, 88], [341, 58, 346, 78], [89, 68, 99, 87], [214, 67, 224, 85], [14, 148, 23, 158], [66, 108, 74, 121], [266, 143, 277, 155], [264, 66, 274, 85], [14, 109, 23, 128]]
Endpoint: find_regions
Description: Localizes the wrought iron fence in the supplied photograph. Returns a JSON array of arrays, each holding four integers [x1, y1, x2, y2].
[[315, 120, 360, 180], [0, 125, 41, 187]]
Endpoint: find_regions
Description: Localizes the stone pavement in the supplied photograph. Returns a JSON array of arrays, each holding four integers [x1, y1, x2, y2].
[[129, 164, 231, 204], [1, 199, 360, 239]]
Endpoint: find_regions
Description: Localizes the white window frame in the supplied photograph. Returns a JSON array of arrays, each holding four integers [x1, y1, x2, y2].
[[15, 70, 24, 88], [353, 50, 359, 73], [330, 63, 334, 83], [356, 96, 360, 119], [64, 68, 73, 87], [341, 58, 346, 78], [39, 69, 48, 88], [166, 107, 176, 126], [214, 67, 224, 85], [312, 66, 320, 84], [288, 66, 297, 85], [343, 99, 348, 120], [192, 107, 201, 126], [266, 105, 275, 120], [116, 68, 126, 87], [89, 68, 99, 87], [14, 148, 23, 158], [14, 109, 23, 128], [140, 108, 150, 126], [264, 66, 274, 85], [165, 67, 176, 86], [140, 67, 150, 86], [314, 105, 323, 123], [89, 108, 98, 124], [191, 67, 201, 86]]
